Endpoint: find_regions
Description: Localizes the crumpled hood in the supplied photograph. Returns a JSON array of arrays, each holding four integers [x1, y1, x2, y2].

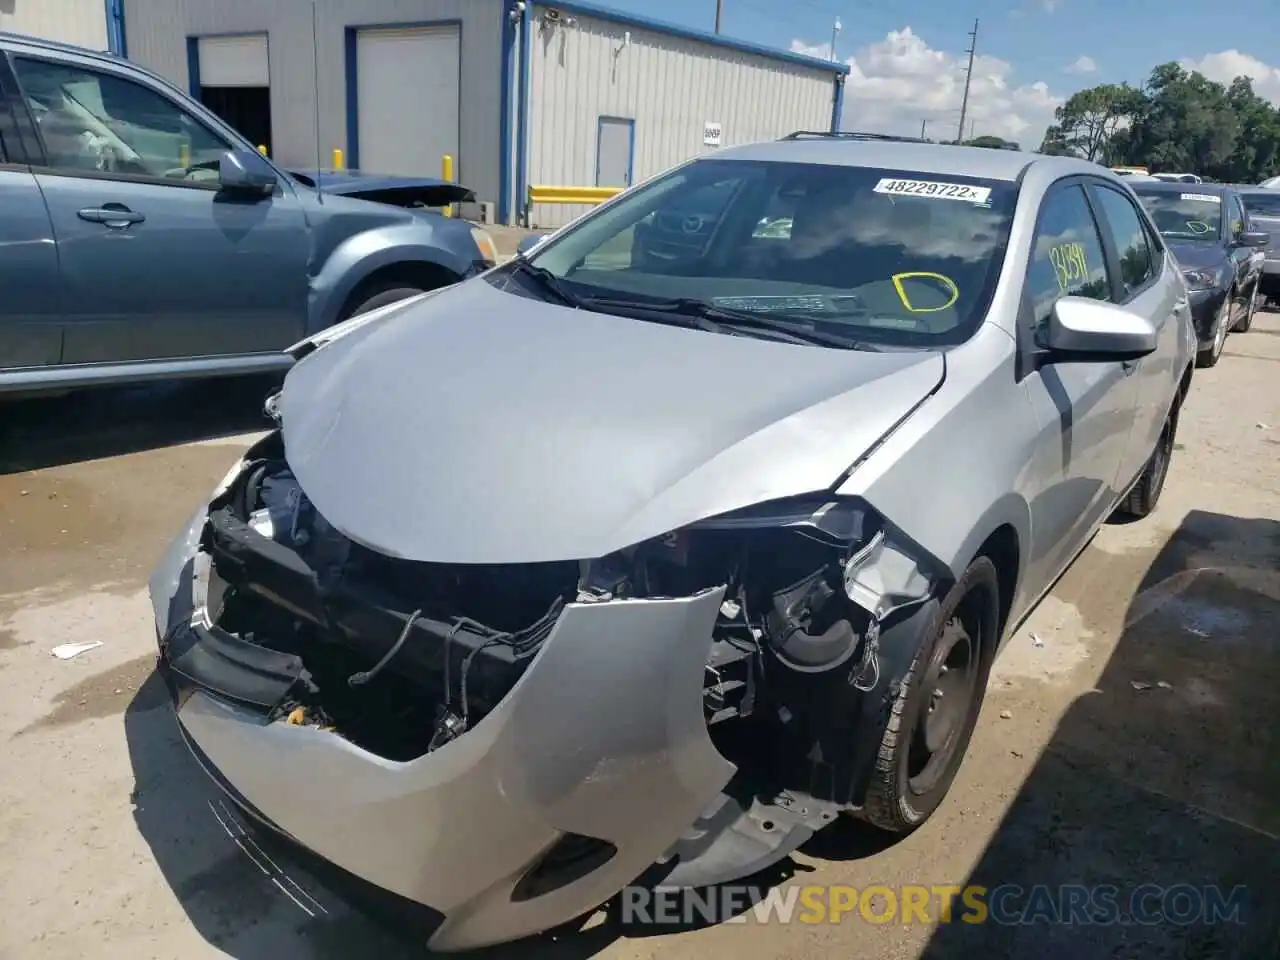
[[278, 278, 944, 564]]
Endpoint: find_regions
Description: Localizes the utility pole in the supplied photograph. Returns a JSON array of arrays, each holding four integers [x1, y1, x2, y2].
[[830, 17, 841, 61], [957, 18, 978, 143], [920, 119, 928, 139], [715, 0, 722, 33]]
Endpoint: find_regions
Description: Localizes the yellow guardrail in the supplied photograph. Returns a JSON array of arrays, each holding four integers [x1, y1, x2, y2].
[[528, 185, 623, 206]]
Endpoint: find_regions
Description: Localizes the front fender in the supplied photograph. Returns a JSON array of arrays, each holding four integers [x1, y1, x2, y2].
[[836, 325, 1035, 599], [308, 223, 475, 333]]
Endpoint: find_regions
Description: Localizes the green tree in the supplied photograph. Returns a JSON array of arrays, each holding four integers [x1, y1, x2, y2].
[[1052, 83, 1146, 161]]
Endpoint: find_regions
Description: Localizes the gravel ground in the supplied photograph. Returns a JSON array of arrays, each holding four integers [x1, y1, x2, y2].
[[1, 311, 1277, 960]]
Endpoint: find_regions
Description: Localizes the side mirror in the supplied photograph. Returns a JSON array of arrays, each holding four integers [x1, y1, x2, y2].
[[516, 233, 549, 257], [1240, 230, 1270, 248], [218, 149, 276, 197], [1037, 296, 1157, 364]]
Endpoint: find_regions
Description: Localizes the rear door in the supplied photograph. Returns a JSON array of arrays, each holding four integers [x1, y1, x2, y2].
[[0, 57, 62, 373], [7, 48, 310, 366], [1085, 178, 1184, 490]]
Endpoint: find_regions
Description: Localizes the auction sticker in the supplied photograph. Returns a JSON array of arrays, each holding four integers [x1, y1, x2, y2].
[[873, 178, 992, 203], [1180, 193, 1220, 203]]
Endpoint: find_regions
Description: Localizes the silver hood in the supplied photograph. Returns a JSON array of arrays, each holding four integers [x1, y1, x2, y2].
[[277, 278, 944, 564]]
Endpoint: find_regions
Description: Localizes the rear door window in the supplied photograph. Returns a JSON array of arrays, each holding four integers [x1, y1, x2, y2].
[[1090, 183, 1155, 299]]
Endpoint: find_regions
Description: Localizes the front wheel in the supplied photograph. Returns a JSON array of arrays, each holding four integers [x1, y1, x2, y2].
[[858, 556, 1000, 834], [342, 284, 428, 321], [1196, 294, 1231, 368], [1233, 284, 1259, 333]]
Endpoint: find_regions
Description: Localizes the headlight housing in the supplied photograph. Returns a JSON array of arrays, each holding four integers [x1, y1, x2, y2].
[[1182, 268, 1220, 290], [470, 225, 499, 264], [580, 496, 889, 674]]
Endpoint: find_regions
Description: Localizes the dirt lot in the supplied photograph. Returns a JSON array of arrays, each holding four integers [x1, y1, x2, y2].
[[1, 313, 1278, 959]]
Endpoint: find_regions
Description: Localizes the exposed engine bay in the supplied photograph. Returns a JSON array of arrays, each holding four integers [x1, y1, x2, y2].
[[187, 430, 940, 856]]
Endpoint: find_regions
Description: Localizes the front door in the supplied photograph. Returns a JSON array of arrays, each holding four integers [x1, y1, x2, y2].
[[8, 52, 309, 365], [1019, 181, 1139, 597]]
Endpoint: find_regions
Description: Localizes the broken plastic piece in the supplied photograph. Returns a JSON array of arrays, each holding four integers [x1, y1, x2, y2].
[[51, 641, 103, 660]]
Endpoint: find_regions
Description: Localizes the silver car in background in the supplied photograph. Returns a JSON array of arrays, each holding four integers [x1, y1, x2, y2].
[[150, 138, 1196, 950]]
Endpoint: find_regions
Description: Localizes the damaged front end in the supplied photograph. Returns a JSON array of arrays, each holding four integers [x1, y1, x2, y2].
[[151, 430, 948, 948]]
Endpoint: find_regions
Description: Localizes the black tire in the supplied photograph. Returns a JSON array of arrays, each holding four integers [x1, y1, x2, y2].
[[858, 556, 1000, 834], [1117, 403, 1178, 520], [1233, 284, 1259, 333], [341, 284, 427, 322], [1195, 294, 1231, 368]]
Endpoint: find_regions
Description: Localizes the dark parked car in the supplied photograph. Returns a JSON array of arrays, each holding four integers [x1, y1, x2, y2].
[[1236, 187, 1280, 309], [0, 32, 497, 396], [1128, 181, 1269, 366]]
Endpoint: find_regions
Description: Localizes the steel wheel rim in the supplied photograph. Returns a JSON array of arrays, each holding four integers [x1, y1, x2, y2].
[[907, 610, 981, 796]]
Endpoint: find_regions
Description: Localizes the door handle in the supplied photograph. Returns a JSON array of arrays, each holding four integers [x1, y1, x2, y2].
[[78, 204, 145, 228]]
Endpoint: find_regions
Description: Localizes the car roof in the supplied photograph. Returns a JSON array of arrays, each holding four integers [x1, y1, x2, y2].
[[711, 138, 1090, 182], [1126, 180, 1230, 195]]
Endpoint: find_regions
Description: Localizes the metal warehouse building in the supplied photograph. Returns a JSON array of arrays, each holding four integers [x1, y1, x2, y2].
[[21, 0, 846, 227]]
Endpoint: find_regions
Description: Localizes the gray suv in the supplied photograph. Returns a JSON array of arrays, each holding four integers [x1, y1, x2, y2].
[[0, 33, 497, 395]]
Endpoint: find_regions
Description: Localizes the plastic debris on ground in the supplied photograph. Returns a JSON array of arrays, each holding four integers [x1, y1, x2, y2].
[[51, 641, 104, 660]]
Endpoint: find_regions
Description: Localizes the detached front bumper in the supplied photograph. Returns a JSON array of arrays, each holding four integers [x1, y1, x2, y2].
[[148, 510, 735, 952]]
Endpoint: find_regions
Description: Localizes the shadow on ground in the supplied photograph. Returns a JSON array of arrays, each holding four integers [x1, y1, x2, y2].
[[921, 509, 1280, 959], [0, 375, 279, 474]]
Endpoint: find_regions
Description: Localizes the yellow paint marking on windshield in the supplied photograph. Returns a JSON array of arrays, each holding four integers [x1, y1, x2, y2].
[[891, 272, 959, 313], [1048, 241, 1089, 292], [1185, 220, 1212, 235]]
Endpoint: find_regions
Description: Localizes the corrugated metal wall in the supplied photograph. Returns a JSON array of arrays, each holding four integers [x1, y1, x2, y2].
[[1, 0, 109, 50], [121, 0, 504, 205], [525, 7, 835, 229]]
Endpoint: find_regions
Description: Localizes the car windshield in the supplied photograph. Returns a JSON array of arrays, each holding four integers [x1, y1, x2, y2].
[[1241, 192, 1280, 217], [1132, 188, 1223, 241], [499, 158, 1018, 348]]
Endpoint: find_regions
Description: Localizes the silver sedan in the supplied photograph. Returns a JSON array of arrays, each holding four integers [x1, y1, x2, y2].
[[150, 137, 1196, 950]]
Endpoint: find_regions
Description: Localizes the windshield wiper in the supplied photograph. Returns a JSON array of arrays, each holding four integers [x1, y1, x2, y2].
[[508, 260, 583, 308], [580, 295, 870, 349]]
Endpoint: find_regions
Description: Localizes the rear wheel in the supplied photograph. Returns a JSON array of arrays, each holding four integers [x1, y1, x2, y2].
[[858, 556, 999, 834], [1117, 403, 1178, 520]]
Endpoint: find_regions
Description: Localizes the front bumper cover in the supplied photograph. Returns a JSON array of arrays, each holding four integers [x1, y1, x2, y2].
[[149, 510, 736, 951]]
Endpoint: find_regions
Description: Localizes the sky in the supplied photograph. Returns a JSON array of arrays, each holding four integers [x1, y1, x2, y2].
[[595, 0, 1280, 148]]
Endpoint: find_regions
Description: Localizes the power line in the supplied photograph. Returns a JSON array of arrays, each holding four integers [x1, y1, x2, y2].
[[956, 17, 978, 143]]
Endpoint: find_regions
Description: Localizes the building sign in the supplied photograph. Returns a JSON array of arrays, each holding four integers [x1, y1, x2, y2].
[[703, 121, 722, 147]]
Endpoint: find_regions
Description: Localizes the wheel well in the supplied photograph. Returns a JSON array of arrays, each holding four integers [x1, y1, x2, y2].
[[338, 260, 460, 321], [973, 524, 1019, 645]]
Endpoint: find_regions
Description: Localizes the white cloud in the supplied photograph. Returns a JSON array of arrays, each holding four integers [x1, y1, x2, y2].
[[791, 27, 1063, 147], [1180, 50, 1280, 105], [1064, 55, 1097, 74]]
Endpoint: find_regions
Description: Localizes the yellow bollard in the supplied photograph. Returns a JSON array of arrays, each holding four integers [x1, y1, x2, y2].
[[442, 154, 454, 216], [257, 144, 268, 156], [179, 142, 190, 168], [332, 148, 344, 171]]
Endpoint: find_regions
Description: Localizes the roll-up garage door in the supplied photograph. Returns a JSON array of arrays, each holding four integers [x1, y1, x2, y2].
[[355, 25, 460, 177], [197, 34, 269, 87]]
